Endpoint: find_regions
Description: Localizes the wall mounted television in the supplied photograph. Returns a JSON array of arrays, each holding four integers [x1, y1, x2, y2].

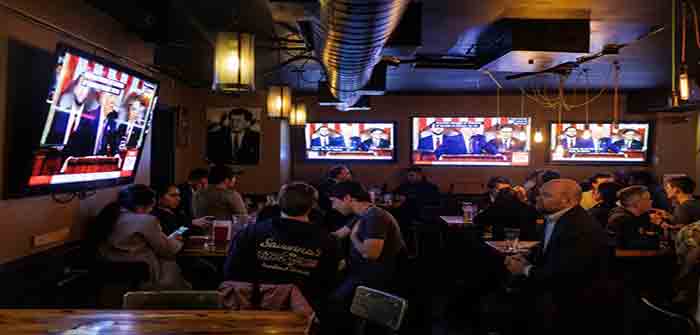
[[303, 122, 396, 161], [548, 121, 652, 164], [411, 117, 531, 166], [5, 43, 159, 197]]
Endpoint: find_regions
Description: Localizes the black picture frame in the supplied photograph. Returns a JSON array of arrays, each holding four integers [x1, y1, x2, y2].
[[302, 121, 398, 164], [544, 120, 654, 166], [5, 42, 160, 198], [409, 116, 533, 168]]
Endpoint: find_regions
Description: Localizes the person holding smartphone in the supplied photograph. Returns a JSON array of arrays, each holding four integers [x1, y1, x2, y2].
[[98, 184, 190, 290], [151, 183, 213, 236], [151, 183, 219, 289]]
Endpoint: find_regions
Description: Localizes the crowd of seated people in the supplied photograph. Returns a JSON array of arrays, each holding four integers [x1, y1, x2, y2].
[[89, 164, 700, 334]]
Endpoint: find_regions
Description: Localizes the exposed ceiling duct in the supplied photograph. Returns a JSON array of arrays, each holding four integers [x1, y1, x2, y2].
[[313, 0, 410, 110]]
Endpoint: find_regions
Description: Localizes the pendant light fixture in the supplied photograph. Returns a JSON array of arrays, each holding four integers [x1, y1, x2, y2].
[[213, 32, 255, 93], [267, 85, 292, 119], [289, 102, 307, 126]]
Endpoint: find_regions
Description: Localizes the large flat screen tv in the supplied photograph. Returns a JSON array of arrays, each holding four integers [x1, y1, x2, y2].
[[548, 122, 652, 164], [411, 117, 531, 166], [7, 44, 159, 197], [304, 122, 396, 161]]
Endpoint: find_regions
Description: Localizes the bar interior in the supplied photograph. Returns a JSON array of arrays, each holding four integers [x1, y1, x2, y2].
[[0, 0, 699, 334]]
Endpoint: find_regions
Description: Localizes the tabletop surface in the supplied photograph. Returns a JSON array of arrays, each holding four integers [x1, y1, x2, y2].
[[0, 309, 309, 335], [180, 237, 230, 257]]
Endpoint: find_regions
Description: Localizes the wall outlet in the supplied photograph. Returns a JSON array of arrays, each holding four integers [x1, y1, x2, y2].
[[33, 227, 71, 248]]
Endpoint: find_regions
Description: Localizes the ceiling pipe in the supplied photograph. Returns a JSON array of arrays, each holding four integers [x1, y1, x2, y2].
[[313, 0, 410, 109]]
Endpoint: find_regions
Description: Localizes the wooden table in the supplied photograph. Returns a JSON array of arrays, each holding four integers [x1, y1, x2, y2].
[[179, 237, 230, 257], [440, 215, 480, 228], [0, 309, 309, 334]]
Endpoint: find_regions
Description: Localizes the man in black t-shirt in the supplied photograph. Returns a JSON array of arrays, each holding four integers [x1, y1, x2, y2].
[[223, 182, 340, 311], [329, 181, 406, 300]]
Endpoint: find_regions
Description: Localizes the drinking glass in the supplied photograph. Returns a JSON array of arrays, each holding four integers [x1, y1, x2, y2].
[[203, 222, 215, 251], [503, 228, 521, 254]]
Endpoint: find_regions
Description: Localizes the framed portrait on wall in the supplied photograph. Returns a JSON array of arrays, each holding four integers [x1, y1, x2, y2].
[[205, 106, 261, 165]]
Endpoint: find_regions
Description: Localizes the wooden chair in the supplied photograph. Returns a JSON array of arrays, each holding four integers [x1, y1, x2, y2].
[[123, 291, 223, 309], [641, 297, 698, 335], [350, 286, 407, 334]]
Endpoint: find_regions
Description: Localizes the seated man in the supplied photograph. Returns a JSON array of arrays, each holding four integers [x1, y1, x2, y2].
[[194, 165, 247, 219], [608, 185, 663, 249], [330, 181, 406, 301], [504, 179, 610, 334], [223, 182, 340, 311], [580, 173, 615, 210], [588, 182, 624, 227], [177, 168, 209, 220], [663, 176, 700, 228]]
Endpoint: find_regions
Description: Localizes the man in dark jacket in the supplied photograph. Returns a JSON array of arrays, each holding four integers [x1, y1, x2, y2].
[[177, 168, 209, 220], [505, 179, 610, 334], [223, 182, 340, 312], [587, 181, 624, 227], [608, 185, 663, 249]]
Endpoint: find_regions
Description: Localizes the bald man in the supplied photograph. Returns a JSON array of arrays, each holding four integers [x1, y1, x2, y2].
[[505, 179, 610, 333]]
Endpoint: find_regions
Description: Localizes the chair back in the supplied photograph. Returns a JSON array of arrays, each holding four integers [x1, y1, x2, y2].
[[350, 286, 407, 332], [641, 297, 698, 335], [123, 291, 223, 309]]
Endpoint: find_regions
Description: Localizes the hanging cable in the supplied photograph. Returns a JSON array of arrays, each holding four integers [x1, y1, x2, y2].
[[557, 76, 565, 124], [496, 87, 501, 117], [688, 0, 700, 48], [613, 61, 620, 125], [520, 90, 525, 117], [585, 70, 591, 124]]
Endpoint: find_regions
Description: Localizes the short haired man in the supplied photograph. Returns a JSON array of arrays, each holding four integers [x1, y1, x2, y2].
[[177, 168, 209, 219], [560, 126, 595, 151], [486, 176, 512, 204], [608, 185, 663, 249], [224, 182, 340, 311], [316, 165, 352, 213], [587, 182, 624, 227], [580, 173, 615, 210], [613, 129, 643, 151], [664, 176, 700, 227], [329, 181, 406, 300], [487, 124, 525, 152], [505, 179, 609, 333], [194, 165, 247, 220], [361, 128, 391, 150]]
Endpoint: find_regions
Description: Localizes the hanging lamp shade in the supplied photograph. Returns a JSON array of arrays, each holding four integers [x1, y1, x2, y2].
[[213, 32, 255, 93], [289, 102, 307, 126], [267, 85, 292, 119]]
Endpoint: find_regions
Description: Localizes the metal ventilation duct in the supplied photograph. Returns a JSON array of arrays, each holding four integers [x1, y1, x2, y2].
[[313, 0, 409, 109]]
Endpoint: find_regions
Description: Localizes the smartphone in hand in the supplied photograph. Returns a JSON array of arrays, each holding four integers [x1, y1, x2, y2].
[[169, 226, 189, 239]]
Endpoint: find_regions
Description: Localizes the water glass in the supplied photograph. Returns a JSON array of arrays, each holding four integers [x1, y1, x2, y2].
[[503, 228, 521, 254]]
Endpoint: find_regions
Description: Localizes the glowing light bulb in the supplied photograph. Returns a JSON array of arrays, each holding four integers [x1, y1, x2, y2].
[[275, 97, 283, 111], [226, 53, 239, 72], [680, 65, 690, 101], [534, 129, 543, 143]]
